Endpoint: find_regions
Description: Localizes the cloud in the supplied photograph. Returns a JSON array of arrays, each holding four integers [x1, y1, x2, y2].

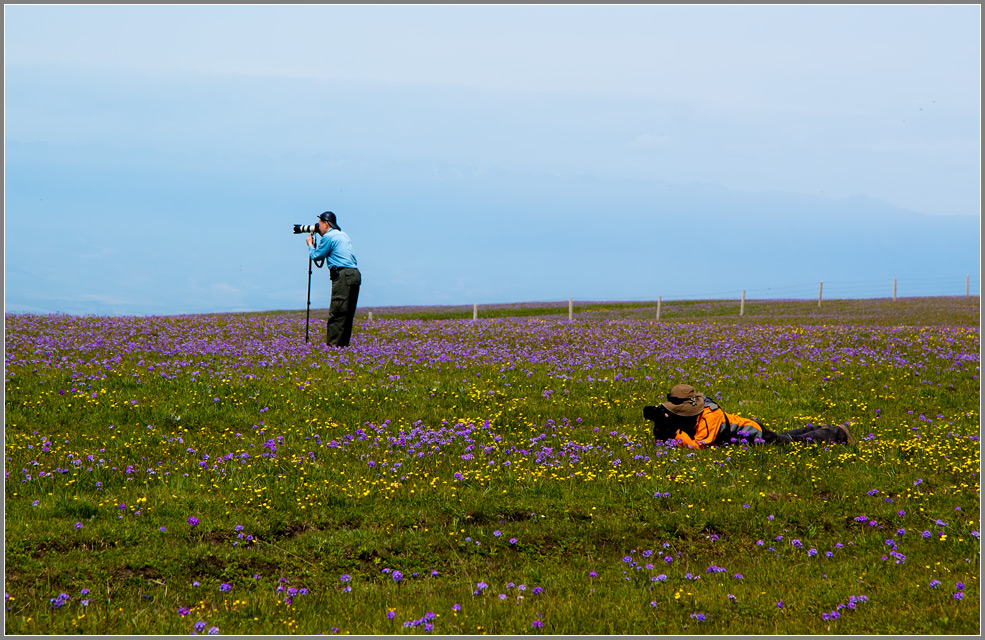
[[193, 282, 248, 311], [78, 293, 139, 306]]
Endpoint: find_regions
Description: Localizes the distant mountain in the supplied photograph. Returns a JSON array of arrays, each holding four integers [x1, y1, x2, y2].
[[337, 161, 980, 304], [4, 142, 979, 314]]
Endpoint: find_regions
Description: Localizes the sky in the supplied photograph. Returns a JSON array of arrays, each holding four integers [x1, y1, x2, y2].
[[3, 5, 981, 316]]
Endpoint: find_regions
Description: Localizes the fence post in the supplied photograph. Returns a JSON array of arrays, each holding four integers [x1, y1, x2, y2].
[[740, 290, 746, 316], [473, 303, 478, 320], [967, 275, 970, 297], [368, 311, 373, 321], [818, 281, 823, 308], [568, 298, 573, 322], [893, 278, 897, 301], [656, 296, 662, 322]]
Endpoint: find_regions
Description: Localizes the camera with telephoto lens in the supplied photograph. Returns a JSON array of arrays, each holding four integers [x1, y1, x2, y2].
[[293, 224, 319, 234]]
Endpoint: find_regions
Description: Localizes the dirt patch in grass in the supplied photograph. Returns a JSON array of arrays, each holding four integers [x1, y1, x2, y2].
[[114, 564, 163, 582]]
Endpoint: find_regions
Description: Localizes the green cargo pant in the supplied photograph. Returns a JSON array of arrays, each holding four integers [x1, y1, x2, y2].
[[326, 267, 361, 347]]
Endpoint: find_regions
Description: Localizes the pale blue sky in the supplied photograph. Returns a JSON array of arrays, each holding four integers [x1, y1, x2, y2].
[[4, 5, 981, 315]]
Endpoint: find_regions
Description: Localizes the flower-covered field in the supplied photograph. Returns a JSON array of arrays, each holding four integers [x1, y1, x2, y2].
[[3, 298, 980, 634]]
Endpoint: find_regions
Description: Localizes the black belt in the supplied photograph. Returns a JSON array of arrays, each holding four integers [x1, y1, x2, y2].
[[329, 265, 356, 280]]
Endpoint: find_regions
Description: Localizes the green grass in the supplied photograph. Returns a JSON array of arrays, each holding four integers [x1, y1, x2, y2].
[[357, 295, 981, 325], [3, 297, 980, 634]]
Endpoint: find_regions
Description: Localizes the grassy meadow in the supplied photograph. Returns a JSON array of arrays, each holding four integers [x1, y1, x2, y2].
[[3, 297, 980, 634]]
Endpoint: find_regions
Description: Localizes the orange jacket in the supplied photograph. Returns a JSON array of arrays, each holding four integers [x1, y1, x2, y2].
[[670, 405, 763, 449]]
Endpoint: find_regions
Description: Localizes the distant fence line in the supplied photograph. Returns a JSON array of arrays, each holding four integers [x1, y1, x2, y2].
[[640, 275, 980, 305], [361, 275, 979, 322]]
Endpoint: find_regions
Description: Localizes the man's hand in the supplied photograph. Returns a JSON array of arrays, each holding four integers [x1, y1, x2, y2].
[[306, 233, 314, 247]]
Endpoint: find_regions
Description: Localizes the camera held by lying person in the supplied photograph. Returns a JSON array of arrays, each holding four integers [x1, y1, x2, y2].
[[643, 384, 855, 450]]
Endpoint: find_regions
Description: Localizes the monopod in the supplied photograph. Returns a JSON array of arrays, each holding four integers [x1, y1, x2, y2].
[[305, 254, 313, 343], [304, 235, 325, 343]]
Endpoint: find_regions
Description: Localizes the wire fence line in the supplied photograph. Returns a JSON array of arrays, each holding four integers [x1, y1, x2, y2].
[[359, 274, 979, 323], [572, 275, 981, 305]]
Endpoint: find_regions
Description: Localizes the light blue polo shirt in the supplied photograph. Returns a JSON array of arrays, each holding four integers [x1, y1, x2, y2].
[[309, 229, 358, 268]]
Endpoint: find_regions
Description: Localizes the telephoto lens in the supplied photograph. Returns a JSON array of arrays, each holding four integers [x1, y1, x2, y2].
[[293, 224, 318, 234]]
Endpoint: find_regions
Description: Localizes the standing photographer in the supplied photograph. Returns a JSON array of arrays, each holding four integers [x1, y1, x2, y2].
[[305, 211, 361, 347]]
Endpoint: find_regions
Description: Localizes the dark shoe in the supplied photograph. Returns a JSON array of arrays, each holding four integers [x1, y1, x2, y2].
[[830, 423, 855, 445]]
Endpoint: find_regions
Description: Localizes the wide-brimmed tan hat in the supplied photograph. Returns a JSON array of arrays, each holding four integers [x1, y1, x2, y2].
[[661, 384, 705, 417]]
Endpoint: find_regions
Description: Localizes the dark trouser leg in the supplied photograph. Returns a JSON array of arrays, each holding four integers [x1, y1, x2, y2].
[[326, 269, 361, 347], [777, 424, 847, 444], [758, 427, 794, 445], [340, 274, 360, 346], [782, 425, 823, 439], [792, 424, 848, 444]]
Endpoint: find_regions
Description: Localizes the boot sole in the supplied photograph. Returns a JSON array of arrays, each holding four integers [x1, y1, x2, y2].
[[833, 424, 855, 445]]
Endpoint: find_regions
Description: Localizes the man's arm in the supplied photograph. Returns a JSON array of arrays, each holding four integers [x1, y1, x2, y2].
[[307, 234, 332, 261], [673, 431, 709, 450]]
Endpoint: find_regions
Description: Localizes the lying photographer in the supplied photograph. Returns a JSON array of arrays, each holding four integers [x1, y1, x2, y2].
[[643, 384, 854, 449]]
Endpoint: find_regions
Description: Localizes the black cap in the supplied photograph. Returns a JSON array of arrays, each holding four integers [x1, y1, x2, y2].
[[317, 211, 340, 230]]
